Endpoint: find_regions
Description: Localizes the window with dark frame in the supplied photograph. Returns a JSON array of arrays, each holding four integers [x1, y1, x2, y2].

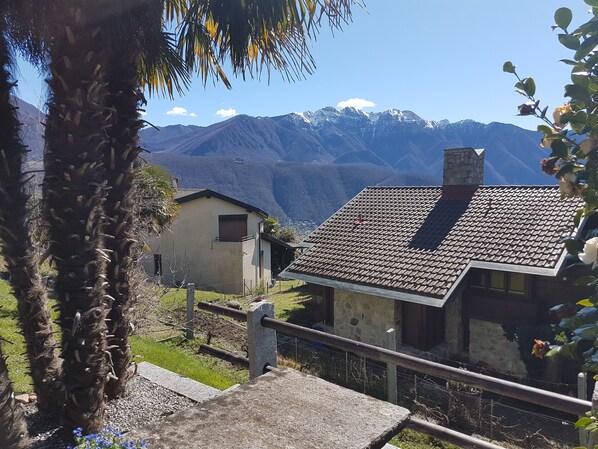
[[470, 269, 528, 295], [218, 214, 248, 242]]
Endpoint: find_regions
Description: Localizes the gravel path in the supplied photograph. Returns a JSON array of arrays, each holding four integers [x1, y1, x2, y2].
[[24, 376, 197, 448]]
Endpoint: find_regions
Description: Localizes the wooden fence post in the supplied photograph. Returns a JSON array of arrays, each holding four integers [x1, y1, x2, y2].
[[186, 283, 195, 340], [386, 328, 398, 404]]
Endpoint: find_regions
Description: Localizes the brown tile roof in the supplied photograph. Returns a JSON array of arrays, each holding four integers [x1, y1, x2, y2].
[[284, 186, 583, 300]]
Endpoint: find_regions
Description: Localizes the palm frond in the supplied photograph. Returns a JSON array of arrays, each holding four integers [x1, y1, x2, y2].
[[179, 0, 356, 82], [140, 30, 192, 98]]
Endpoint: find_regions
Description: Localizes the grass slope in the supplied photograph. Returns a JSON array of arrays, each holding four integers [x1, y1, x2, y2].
[[0, 278, 30, 393]]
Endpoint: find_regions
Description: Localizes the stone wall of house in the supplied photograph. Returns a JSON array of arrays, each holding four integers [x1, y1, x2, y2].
[[444, 292, 463, 357], [334, 289, 398, 348], [468, 318, 527, 376]]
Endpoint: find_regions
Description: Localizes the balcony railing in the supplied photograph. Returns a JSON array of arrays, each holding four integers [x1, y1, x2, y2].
[[215, 234, 255, 242]]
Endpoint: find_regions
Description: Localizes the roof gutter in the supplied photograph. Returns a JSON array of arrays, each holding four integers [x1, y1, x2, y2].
[[281, 245, 577, 309], [281, 213, 587, 309]]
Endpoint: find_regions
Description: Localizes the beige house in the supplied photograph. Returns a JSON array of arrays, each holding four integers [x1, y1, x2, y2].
[[144, 189, 271, 294]]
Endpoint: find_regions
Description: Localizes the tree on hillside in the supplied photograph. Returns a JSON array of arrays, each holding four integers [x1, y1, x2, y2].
[[263, 216, 298, 243], [135, 164, 180, 237]]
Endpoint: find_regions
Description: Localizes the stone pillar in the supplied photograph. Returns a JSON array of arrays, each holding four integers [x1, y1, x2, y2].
[[247, 301, 277, 379]]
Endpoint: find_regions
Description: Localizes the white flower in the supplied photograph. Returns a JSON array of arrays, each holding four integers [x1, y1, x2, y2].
[[559, 172, 582, 197], [579, 237, 598, 268]]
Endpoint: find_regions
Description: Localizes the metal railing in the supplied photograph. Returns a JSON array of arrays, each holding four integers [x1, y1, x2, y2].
[[215, 234, 255, 242], [197, 301, 590, 448], [197, 301, 589, 416]]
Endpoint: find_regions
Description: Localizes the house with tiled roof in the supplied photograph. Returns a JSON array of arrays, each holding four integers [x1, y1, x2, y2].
[[143, 189, 272, 294], [281, 148, 585, 377]]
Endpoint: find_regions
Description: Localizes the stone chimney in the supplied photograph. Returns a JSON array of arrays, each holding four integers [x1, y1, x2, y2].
[[442, 147, 485, 198]]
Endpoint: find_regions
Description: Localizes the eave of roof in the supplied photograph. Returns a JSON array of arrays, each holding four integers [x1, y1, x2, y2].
[[260, 232, 295, 249], [281, 185, 584, 306], [176, 189, 268, 218]]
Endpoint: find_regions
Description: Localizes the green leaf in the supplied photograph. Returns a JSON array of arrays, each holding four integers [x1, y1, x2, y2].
[[577, 298, 595, 307], [541, 106, 549, 119], [574, 275, 596, 286], [555, 7, 573, 29], [565, 83, 590, 101], [562, 235, 580, 253], [585, 0, 598, 7], [571, 110, 589, 133], [537, 124, 553, 135], [572, 71, 591, 87], [502, 61, 516, 73], [575, 35, 598, 60], [576, 417, 594, 428], [559, 33, 581, 50], [574, 324, 598, 340], [523, 77, 536, 97], [551, 139, 569, 158]]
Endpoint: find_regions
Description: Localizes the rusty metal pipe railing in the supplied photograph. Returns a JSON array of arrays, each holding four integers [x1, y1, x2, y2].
[[196, 302, 591, 416], [409, 417, 505, 449]]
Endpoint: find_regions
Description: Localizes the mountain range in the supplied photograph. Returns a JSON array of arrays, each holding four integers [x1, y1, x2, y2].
[[16, 98, 551, 233]]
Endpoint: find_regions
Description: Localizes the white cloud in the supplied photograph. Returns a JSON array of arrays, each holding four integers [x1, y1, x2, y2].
[[216, 108, 237, 118], [166, 106, 196, 116], [336, 98, 376, 110]]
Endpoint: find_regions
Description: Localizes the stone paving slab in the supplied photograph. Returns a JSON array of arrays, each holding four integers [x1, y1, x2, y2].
[[132, 367, 409, 449], [137, 362, 222, 403]]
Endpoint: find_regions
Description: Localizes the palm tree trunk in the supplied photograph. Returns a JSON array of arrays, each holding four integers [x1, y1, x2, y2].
[[43, 2, 113, 433], [103, 0, 155, 399], [0, 351, 28, 449], [0, 19, 63, 415]]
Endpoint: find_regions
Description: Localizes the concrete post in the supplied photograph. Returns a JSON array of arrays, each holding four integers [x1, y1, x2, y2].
[[186, 283, 195, 340], [578, 372, 588, 448], [247, 301, 277, 379], [386, 328, 397, 404], [588, 381, 598, 448]]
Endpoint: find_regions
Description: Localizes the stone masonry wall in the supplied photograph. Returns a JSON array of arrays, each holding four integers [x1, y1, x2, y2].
[[334, 289, 398, 348], [444, 292, 463, 356], [443, 148, 485, 186], [468, 318, 527, 376]]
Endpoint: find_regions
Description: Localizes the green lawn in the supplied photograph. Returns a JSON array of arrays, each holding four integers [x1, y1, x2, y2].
[[0, 279, 30, 393], [0, 278, 247, 394], [389, 428, 460, 449], [130, 335, 247, 389]]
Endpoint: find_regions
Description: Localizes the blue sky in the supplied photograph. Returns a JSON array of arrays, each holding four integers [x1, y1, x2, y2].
[[13, 1, 590, 130]]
